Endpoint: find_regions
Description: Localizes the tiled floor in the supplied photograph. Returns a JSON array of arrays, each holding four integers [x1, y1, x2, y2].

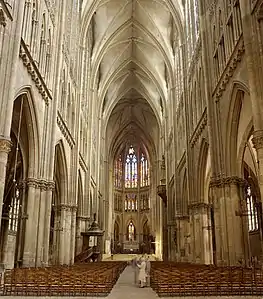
[[107, 265, 158, 299]]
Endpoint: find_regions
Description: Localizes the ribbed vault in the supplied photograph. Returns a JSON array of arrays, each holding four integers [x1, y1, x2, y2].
[[81, 0, 183, 158]]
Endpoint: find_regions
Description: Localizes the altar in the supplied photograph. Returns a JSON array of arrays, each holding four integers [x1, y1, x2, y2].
[[123, 241, 139, 251]]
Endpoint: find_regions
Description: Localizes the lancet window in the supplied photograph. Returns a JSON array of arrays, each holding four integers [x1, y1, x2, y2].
[[114, 155, 122, 188], [125, 146, 138, 188], [128, 221, 135, 241], [125, 194, 137, 212], [114, 145, 149, 189], [246, 186, 259, 232]]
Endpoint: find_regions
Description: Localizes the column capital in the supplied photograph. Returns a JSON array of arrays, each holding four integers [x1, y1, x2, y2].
[[210, 175, 246, 188], [188, 202, 212, 214], [252, 130, 263, 150], [0, 138, 12, 153], [26, 178, 55, 190]]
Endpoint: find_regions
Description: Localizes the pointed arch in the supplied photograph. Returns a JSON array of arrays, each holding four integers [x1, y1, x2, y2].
[[77, 171, 84, 216], [197, 139, 209, 203], [54, 140, 69, 205], [182, 169, 188, 215], [126, 219, 136, 241], [14, 87, 40, 178], [226, 82, 250, 176]]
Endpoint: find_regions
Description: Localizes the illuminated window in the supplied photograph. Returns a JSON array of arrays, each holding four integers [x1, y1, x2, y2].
[[114, 155, 122, 188], [125, 194, 137, 212], [125, 146, 137, 188], [246, 186, 258, 232], [140, 153, 149, 187], [8, 187, 20, 232], [128, 222, 135, 241]]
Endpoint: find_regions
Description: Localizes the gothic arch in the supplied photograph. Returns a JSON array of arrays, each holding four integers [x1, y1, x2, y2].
[[226, 82, 251, 176], [197, 139, 209, 202], [182, 169, 188, 215], [237, 121, 256, 178], [77, 171, 84, 216], [54, 140, 68, 205], [13, 88, 40, 178]]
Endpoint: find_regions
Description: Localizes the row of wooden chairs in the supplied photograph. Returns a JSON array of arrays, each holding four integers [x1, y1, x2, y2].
[[1, 261, 126, 296], [150, 262, 263, 296]]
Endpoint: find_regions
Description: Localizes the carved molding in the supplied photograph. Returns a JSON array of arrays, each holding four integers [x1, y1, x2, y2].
[[252, 130, 263, 150], [187, 37, 202, 82], [79, 153, 88, 172], [55, 203, 78, 212], [208, 0, 218, 18], [44, 0, 56, 24], [157, 184, 167, 206], [210, 176, 246, 188], [190, 109, 208, 147], [214, 38, 245, 99], [189, 202, 212, 211], [26, 178, 55, 191], [19, 40, 51, 105], [57, 111, 75, 149], [0, 138, 12, 153]]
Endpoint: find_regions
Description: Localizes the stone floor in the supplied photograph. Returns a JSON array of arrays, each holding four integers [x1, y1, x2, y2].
[[0, 265, 262, 298]]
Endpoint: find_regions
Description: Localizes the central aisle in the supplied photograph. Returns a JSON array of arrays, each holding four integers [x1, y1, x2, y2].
[[107, 265, 158, 299]]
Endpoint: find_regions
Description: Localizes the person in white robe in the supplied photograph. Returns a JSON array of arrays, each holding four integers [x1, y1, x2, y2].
[[137, 258, 147, 288], [145, 256, 151, 287]]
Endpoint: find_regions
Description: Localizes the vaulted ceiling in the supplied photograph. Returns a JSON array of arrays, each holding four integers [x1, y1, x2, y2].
[[81, 0, 183, 159]]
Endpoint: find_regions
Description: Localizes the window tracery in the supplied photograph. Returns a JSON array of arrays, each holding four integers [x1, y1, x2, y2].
[[246, 186, 259, 232], [125, 194, 137, 212], [128, 221, 135, 241], [140, 153, 149, 187], [114, 155, 122, 188], [125, 146, 137, 188], [8, 187, 20, 232]]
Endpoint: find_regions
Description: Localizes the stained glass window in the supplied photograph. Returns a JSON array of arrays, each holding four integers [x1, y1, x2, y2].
[[114, 145, 150, 191], [125, 146, 137, 188], [246, 186, 258, 232], [114, 155, 122, 188], [8, 187, 20, 232], [125, 194, 137, 212], [128, 222, 135, 241], [140, 153, 149, 187]]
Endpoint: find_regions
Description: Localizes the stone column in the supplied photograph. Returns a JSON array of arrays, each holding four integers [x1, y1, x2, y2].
[[239, 2, 263, 130], [189, 203, 213, 264], [252, 130, 263, 260], [23, 178, 41, 267], [58, 205, 66, 265], [175, 216, 190, 262], [167, 222, 177, 261], [209, 176, 248, 266], [70, 206, 77, 264], [3, 231, 16, 269], [252, 130, 263, 203], [0, 139, 12, 234], [42, 185, 54, 266], [75, 216, 83, 256]]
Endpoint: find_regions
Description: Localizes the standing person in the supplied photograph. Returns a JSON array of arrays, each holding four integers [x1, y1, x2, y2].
[[131, 256, 138, 285], [145, 256, 151, 287], [137, 257, 147, 288]]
